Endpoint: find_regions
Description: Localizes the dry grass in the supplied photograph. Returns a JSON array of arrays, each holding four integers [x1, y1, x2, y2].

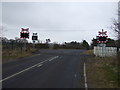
[[2, 48, 38, 62], [86, 55, 119, 88], [84, 50, 94, 55]]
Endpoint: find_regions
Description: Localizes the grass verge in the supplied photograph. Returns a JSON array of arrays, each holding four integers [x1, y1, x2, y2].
[[85, 50, 119, 88], [83, 50, 94, 55], [2, 48, 38, 63]]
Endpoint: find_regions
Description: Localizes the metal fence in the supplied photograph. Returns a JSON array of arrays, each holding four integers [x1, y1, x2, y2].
[[94, 46, 118, 57]]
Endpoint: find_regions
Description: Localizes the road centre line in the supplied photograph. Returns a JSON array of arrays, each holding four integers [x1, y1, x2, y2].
[[84, 63, 88, 90], [49, 56, 59, 61], [0, 56, 59, 83], [37, 64, 43, 67], [74, 74, 77, 78]]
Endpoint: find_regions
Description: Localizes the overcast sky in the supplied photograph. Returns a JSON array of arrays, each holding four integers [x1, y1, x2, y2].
[[1, 2, 118, 44]]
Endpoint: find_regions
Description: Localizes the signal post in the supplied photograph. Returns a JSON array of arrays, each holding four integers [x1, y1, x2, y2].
[[32, 32, 38, 49], [96, 29, 108, 57], [20, 28, 29, 53]]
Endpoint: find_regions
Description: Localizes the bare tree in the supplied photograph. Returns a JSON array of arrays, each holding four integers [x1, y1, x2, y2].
[[111, 19, 120, 39], [110, 2, 120, 52]]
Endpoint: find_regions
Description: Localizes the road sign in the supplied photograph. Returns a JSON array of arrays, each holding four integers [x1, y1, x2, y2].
[[32, 32, 38, 40], [46, 39, 51, 43], [32, 32, 38, 48], [21, 28, 29, 32], [96, 29, 109, 57], [20, 28, 29, 39], [98, 29, 107, 35], [97, 29, 108, 43], [33, 33, 37, 36], [32, 36, 38, 40]]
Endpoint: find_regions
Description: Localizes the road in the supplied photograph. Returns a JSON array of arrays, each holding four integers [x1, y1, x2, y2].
[[2, 49, 88, 88]]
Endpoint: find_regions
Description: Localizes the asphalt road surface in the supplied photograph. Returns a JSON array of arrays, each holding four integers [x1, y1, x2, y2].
[[2, 49, 88, 88]]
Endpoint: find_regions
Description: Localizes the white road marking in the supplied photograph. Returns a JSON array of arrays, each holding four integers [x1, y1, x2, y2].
[[84, 63, 88, 90], [0, 64, 37, 83], [0, 56, 59, 83], [49, 56, 59, 61], [74, 74, 77, 78], [37, 64, 43, 67], [40, 60, 48, 64]]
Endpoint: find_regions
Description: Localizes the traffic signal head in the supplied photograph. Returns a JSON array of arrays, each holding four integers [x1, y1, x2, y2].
[[96, 36, 108, 43], [99, 36, 107, 41], [20, 32, 29, 38]]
